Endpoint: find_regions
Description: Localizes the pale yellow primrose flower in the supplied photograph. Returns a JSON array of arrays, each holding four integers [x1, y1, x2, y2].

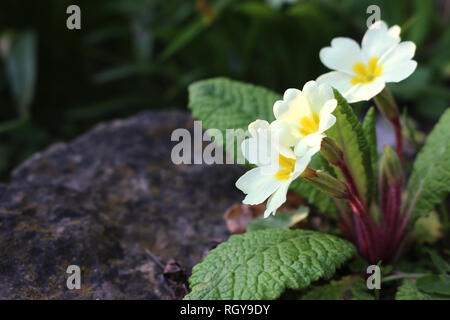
[[317, 20, 417, 103], [271, 81, 337, 157], [235, 120, 316, 218]]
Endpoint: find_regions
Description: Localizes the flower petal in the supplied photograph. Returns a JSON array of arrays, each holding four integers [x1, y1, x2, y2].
[[316, 71, 354, 98], [303, 80, 335, 115], [236, 167, 282, 205], [274, 89, 312, 124], [382, 60, 417, 83], [248, 119, 270, 138], [380, 41, 417, 82], [319, 37, 362, 75], [264, 180, 290, 217], [271, 119, 301, 150], [345, 77, 385, 103], [362, 20, 400, 60], [318, 111, 336, 133], [381, 41, 416, 66], [294, 133, 324, 157]]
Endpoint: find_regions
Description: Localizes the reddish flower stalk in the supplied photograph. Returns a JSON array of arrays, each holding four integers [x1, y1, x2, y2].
[[320, 135, 409, 264]]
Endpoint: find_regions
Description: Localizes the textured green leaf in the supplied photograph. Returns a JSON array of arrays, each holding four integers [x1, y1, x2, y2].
[[395, 279, 450, 300], [301, 276, 374, 300], [405, 108, 450, 222], [188, 77, 277, 132], [417, 275, 450, 295], [362, 107, 378, 200], [427, 250, 450, 274], [185, 229, 356, 300], [327, 90, 373, 205], [246, 207, 309, 232], [188, 77, 279, 162]]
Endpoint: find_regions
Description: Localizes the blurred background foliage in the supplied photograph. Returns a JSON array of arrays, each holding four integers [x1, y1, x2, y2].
[[0, 0, 448, 181]]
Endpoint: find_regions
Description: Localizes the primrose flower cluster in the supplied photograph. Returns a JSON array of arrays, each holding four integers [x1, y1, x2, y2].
[[236, 21, 417, 218], [236, 80, 337, 218]]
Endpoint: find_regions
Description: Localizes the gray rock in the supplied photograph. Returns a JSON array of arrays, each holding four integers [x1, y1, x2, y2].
[[0, 111, 245, 299]]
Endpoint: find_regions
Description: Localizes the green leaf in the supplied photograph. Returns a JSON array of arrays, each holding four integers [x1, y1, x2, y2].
[[246, 207, 309, 232], [327, 90, 373, 205], [362, 107, 378, 200], [188, 77, 279, 162], [414, 211, 443, 244], [301, 276, 374, 300], [395, 280, 435, 300], [184, 229, 356, 300], [427, 249, 450, 275], [405, 108, 450, 222], [3, 31, 37, 116], [416, 275, 450, 296], [289, 153, 337, 214]]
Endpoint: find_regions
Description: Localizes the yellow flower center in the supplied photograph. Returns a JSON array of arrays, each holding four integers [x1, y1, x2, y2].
[[299, 113, 320, 136], [275, 154, 296, 181], [350, 57, 383, 85]]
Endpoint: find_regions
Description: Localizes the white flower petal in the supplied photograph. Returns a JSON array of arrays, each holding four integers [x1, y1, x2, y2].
[[274, 89, 312, 124], [241, 137, 270, 167], [236, 167, 282, 205], [345, 77, 386, 103], [316, 71, 354, 98], [271, 119, 301, 149], [303, 81, 335, 115], [319, 37, 362, 75], [248, 119, 270, 137], [382, 60, 417, 83], [388, 25, 401, 38], [294, 152, 313, 175], [318, 112, 336, 133], [362, 20, 400, 60], [381, 41, 416, 66], [264, 180, 290, 218], [294, 133, 323, 157]]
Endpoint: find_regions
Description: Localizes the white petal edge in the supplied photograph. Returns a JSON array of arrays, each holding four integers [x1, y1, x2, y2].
[[236, 167, 283, 205], [264, 180, 290, 218], [382, 60, 417, 83], [319, 37, 362, 75]]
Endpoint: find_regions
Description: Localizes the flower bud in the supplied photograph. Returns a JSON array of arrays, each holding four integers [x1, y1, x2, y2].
[[301, 169, 349, 199], [374, 88, 399, 122], [381, 145, 403, 186], [320, 137, 344, 165]]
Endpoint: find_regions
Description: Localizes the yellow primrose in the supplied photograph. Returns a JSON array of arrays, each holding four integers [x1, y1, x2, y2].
[[317, 20, 417, 103], [271, 81, 337, 157], [235, 120, 316, 217]]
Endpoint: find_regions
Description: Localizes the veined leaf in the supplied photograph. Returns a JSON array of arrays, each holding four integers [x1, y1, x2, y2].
[[362, 107, 378, 200], [396, 279, 450, 300], [188, 77, 279, 163], [405, 108, 450, 222], [184, 229, 355, 300], [327, 90, 373, 205], [301, 276, 374, 300], [416, 275, 450, 296]]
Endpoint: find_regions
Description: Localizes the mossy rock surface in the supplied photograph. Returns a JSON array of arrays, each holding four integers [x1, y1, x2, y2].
[[0, 111, 245, 299]]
